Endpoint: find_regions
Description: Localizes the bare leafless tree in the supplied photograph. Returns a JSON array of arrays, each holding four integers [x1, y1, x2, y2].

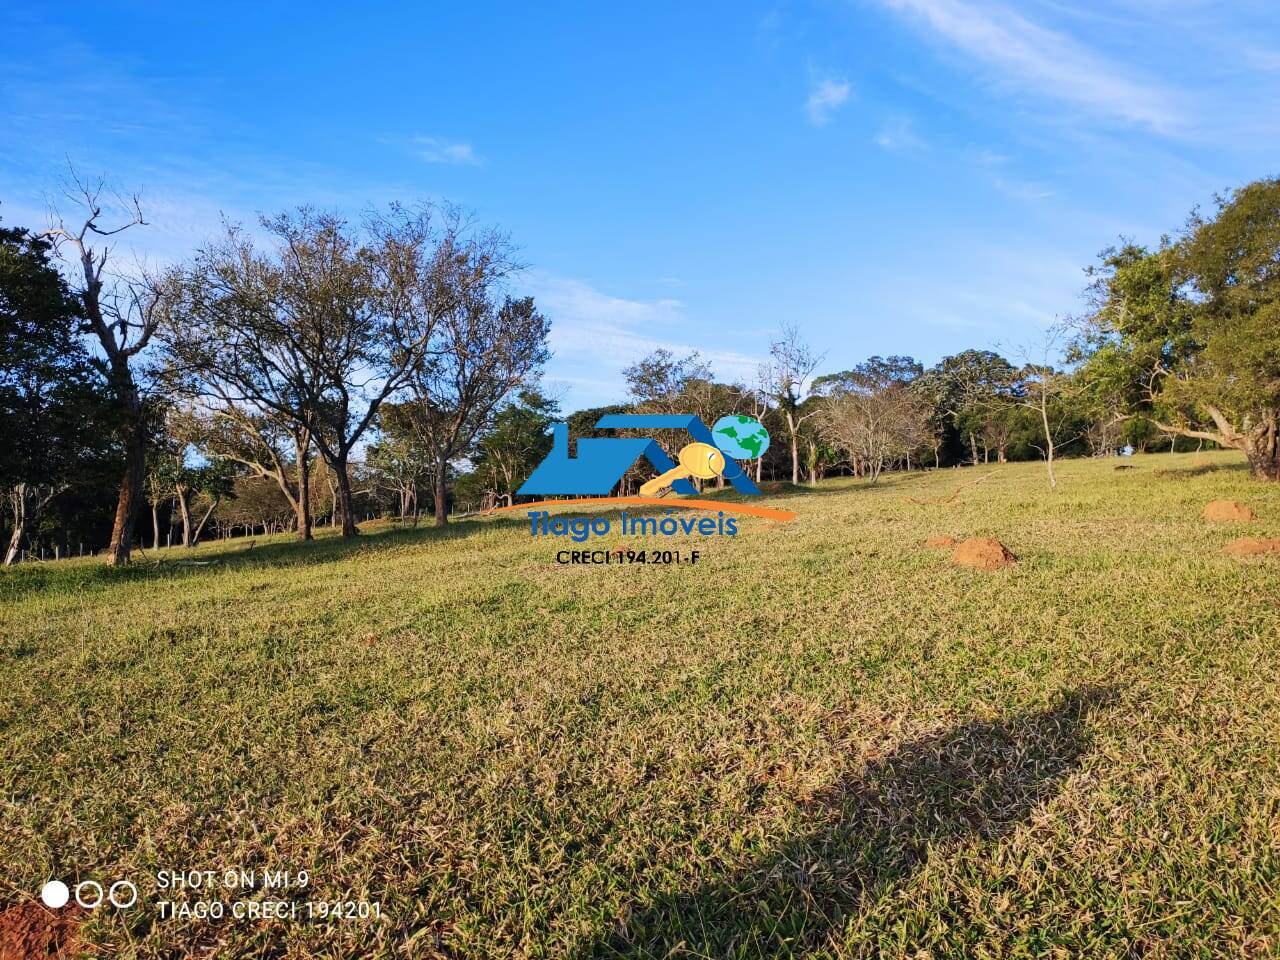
[[760, 324, 823, 484], [816, 362, 930, 484], [1014, 324, 1080, 490], [42, 173, 162, 565]]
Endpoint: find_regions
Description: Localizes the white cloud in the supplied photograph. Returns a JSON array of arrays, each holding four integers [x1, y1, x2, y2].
[[879, 0, 1181, 132], [991, 176, 1055, 200], [412, 136, 480, 165], [874, 116, 927, 151], [526, 273, 764, 406], [806, 77, 852, 126]]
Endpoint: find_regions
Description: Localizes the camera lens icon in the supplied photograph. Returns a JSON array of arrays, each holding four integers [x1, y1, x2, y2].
[[40, 879, 136, 910], [40, 881, 70, 909], [74, 881, 102, 909]]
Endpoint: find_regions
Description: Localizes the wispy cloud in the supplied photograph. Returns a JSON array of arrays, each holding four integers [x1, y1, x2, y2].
[[962, 145, 1011, 166], [874, 116, 927, 152], [806, 77, 852, 126], [527, 273, 763, 405], [879, 0, 1181, 133], [991, 177, 1055, 201], [412, 136, 480, 165]]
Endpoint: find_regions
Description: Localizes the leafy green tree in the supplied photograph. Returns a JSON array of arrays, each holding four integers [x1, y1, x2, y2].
[[164, 206, 472, 538], [931, 350, 1021, 465], [1168, 181, 1280, 476], [400, 292, 550, 526], [1074, 241, 1194, 454], [368, 403, 435, 520], [457, 389, 560, 509], [1, 223, 114, 564], [1080, 179, 1280, 478]]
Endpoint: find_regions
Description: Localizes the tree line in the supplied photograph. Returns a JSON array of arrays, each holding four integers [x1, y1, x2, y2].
[[3, 174, 1280, 564]]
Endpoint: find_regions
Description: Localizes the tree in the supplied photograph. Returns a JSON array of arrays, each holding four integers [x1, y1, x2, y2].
[[163, 205, 461, 537], [368, 404, 434, 520], [1158, 181, 1280, 477], [458, 389, 559, 509], [400, 287, 550, 526], [172, 459, 236, 548], [1, 222, 113, 564], [42, 177, 163, 565], [814, 356, 929, 484], [1075, 241, 1193, 455], [624, 350, 749, 486], [623, 349, 712, 411], [909, 369, 951, 468], [172, 402, 315, 540], [210, 475, 295, 538], [1079, 180, 1280, 478], [761, 324, 823, 484], [932, 350, 1021, 465]]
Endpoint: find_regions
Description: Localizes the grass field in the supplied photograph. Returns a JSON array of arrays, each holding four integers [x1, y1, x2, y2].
[[3, 451, 1280, 958]]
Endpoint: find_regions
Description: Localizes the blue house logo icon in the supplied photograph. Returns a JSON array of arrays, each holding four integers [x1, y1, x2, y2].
[[518, 414, 763, 497]]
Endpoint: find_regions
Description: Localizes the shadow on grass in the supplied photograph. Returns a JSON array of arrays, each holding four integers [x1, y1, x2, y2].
[[0, 514, 529, 602], [580, 685, 1114, 959], [1151, 461, 1249, 480]]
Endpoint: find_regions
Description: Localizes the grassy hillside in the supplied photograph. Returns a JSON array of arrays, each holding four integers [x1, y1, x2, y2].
[[3, 452, 1279, 958]]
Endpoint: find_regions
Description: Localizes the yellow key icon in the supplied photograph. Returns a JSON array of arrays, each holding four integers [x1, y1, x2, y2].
[[639, 442, 726, 497]]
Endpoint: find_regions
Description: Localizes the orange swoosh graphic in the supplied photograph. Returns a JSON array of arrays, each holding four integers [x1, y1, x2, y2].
[[487, 497, 797, 522]]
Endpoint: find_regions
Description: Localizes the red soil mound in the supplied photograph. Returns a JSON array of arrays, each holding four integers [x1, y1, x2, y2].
[[1202, 500, 1256, 523], [952, 537, 1016, 570], [924, 535, 957, 549], [0, 902, 82, 960], [1222, 537, 1280, 557]]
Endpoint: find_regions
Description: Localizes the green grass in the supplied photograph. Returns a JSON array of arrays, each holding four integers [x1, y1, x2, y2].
[[3, 452, 1280, 958]]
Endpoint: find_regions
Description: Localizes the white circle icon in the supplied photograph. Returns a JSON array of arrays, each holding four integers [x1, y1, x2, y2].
[[75, 880, 104, 909], [108, 880, 138, 909], [40, 880, 70, 909]]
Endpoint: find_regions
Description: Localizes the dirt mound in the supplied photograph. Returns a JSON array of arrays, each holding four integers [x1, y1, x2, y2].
[[0, 902, 82, 960], [1222, 537, 1280, 557], [923, 535, 957, 549], [1202, 500, 1256, 523], [952, 537, 1016, 570]]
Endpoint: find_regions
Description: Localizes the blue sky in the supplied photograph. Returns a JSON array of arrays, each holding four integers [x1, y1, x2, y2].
[[3, 1, 1279, 409]]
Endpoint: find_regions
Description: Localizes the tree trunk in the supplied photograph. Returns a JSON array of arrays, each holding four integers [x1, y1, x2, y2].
[[968, 431, 978, 466], [176, 488, 194, 547], [106, 413, 147, 565], [4, 523, 22, 566], [4, 485, 27, 566], [295, 430, 313, 540], [151, 502, 161, 550], [1039, 393, 1057, 490], [191, 499, 219, 544], [334, 456, 358, 537], [433, 458, 448, 526], [1245, 417, 1280, 480]]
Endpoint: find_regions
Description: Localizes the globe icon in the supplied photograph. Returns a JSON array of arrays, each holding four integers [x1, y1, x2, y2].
[[712, 415, 770, 460]]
